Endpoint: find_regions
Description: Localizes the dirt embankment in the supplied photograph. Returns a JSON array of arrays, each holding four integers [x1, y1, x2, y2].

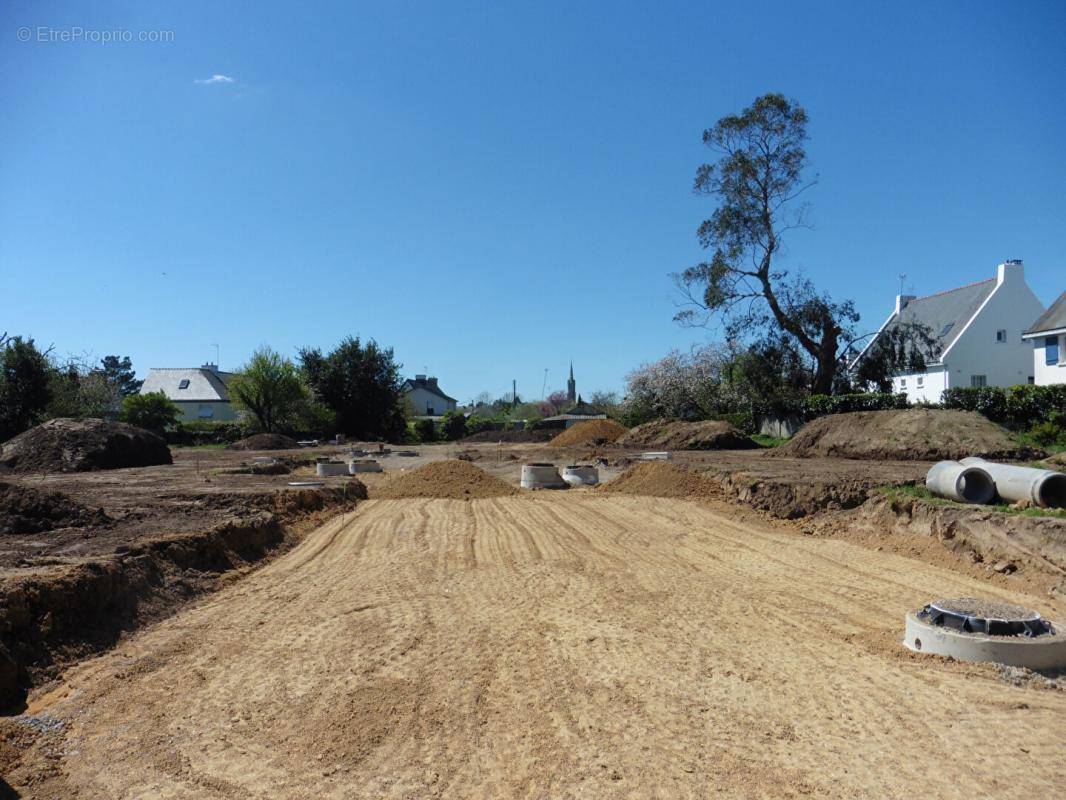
[[548, 420, 628, 447], [774, 409, 1040, 461], [0, 482, 109, 536], [713, 471, 881, 519], [228, 433, 300, 451], [462, 428, 558, 444], [374, 460, 518, 500], [617, 419, 757, 450], [849, 492, 1066, 600], [0, 418, 172, 473], [0, 484, 367, 712]]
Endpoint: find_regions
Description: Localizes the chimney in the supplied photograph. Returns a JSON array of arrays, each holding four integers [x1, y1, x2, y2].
[[415, 373, 427, 381], [427, 377, 438, 387], [202, 362, 219, 374], [997, 259, 1023, 285], [895, 294, 916, 314]]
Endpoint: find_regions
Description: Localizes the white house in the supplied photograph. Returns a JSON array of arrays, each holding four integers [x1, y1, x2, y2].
[[851, 260, 1045, 403], [1022, 291, 1066, 385], [402, 374, 457, 417], [140, 363, 238, 422]]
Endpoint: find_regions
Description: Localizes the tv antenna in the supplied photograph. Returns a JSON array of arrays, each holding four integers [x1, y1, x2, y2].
[[210, 342, 219, 366], [898, 273, 907, 296], [541, 368, 548, 401]]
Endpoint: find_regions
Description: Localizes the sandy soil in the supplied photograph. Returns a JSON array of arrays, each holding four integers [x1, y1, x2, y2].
[[7, 494, 1064, 798]]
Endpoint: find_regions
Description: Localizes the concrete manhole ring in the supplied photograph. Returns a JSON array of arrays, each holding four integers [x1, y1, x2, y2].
[[904, 597, 1066, 669]]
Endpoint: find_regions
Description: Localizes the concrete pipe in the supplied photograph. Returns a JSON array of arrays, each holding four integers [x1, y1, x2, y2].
[[521, 463, 568, 490], [959, 457, 1066, 509], [562, 465, 599, 486], [349, 459, 383, 474], [316, 461, 349, 477], [925, 461, 996, 504]]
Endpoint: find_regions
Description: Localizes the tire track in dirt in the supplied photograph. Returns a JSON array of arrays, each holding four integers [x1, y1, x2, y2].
[[7, 495, 1065, 799]]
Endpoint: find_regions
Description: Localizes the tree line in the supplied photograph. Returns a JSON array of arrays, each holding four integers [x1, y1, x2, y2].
[[0, 333, 409, 443]]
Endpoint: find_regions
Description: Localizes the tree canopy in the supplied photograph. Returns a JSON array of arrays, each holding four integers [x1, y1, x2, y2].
[[299, 337, 406, 442], [0, 334, 52, 441], [99, 355, 143, 397], [674, 93, 858, 395], [228, 347, 310, 433]]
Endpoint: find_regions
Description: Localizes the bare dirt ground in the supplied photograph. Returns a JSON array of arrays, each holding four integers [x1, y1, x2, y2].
[[5, 494, 1064, 799]]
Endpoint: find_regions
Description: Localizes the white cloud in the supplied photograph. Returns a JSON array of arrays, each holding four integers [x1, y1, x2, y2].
[[194, 74, 236, 85]]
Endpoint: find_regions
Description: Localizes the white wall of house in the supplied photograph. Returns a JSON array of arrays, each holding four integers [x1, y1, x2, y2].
[[1032, 334, 1066, 385], [938, 261, 1043, 391], [892, 366, 948, 404], [405, 387, 456, 417], [173, 401, 238, 422]]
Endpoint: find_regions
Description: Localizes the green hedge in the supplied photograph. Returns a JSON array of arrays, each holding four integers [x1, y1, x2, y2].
[[801, 392, 909, 420], [165, 420, 245, 446], [942, 385, 1066, 430]]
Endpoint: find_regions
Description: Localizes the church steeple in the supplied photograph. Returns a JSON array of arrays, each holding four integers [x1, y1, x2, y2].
[[566, 360, 576, 403]]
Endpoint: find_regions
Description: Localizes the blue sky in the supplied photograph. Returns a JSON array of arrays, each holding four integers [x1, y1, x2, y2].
[[2, 1, 1064, 404]]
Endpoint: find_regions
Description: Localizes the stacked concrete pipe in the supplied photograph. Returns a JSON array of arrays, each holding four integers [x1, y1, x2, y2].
[[959, 457, 1066, 509], [925, 460, 997, 504]]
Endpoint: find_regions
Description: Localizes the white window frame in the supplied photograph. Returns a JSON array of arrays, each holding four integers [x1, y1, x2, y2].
[[995, 329, 1007, 343], [971, 375, 987, 388]]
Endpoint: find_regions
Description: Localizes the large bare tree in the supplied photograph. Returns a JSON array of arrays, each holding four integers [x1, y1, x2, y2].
[[675, 93, 857, 395]]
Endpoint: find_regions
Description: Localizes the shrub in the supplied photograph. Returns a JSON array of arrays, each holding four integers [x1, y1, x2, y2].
[[465, 414, 500, 435], [942, 385, 1066, 430], [800, 392, 909, 420], [413, 418, 436, 443], [166, 420, 244, 446], [119, 391, 180, 434], [440, 410, 467, 441]]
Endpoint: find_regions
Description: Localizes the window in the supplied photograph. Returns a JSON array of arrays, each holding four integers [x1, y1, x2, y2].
[[971, 375, 987, 388], [917, 376, 924, 387], [426, 404, 435, 416], [198, 404, 214, 418], [178, 379, 190, 390], [1048, 336, 1061, 365], [939, 322, 954, 337], [1028, 376, 1035, 385], [996, 329, 1007, 343], [900, 378, 907, 389]]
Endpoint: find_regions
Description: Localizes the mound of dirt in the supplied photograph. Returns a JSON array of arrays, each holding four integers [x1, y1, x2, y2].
[[0, 418, 172, 473], [617, 419, 757, 450], [1042, 452, 1066, 469], [549, 420, 628, 447], [0, 481, 108, 536], [774, 409, 1041, 461], [228, 433, 300, 451], [462, 429, 558, 444], [375, 460, 518, 500], [597, 462, 721, 500]]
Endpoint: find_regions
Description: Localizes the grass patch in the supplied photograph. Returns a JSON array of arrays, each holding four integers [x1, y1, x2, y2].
[[877, 483, 1066, 519], [1011, 431, 1066, 456], [751, 434, 789, 448]]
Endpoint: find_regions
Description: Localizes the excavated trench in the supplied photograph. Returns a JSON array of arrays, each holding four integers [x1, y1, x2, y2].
[[0, 486, 366, 712]]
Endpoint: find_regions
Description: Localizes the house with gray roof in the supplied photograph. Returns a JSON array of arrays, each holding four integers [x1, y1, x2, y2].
[[851, 260, 1045, 403], [402, 374, 457, 417], [139, 363, 238, 422], [1022, 291, 1066, 386]]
